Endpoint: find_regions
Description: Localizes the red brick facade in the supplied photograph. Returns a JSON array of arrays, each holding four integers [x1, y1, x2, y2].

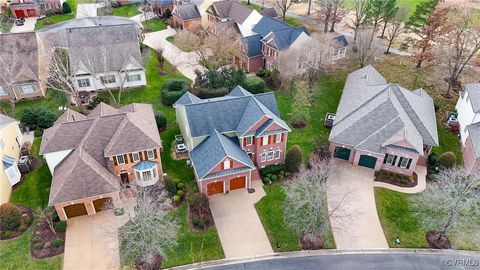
[[108, 148, 164, 185], [172, 16, 201, 31]]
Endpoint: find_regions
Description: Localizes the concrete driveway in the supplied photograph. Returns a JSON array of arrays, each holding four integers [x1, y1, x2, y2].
[[142, 28, 205, 81], [209, 181, 273, 259], [327, 161, 389, 250], [76, 3, 103, 18], [63, 210, 128, 270], [10, 17, 37, 33]]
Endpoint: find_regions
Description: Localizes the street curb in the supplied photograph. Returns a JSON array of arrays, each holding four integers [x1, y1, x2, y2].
[[166, 249, 480, 270]]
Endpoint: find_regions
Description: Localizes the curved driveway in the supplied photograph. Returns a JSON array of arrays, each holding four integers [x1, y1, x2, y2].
[[327, 161, 389, 249]]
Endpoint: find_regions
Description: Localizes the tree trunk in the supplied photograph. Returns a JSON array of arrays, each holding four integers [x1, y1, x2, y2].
[[247, 0, 250, 4], [353, 27, 359, 43], [307, 0, 312, 15], [282, 10, 286, 22], [329, 6, 337, 32], [385, 40, 393, 54], [323, 5, 332, 33], [380, 21, 388, 38], [416, 46, 427, 68], [368, 21, 378, 49]]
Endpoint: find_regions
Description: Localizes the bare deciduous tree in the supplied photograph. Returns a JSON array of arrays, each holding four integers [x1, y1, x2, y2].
[[172, 30, 201, 54], [385, 6, 408, 54], [316, 0, 334, 33], [118, 185, 178, 267], [274, 0, 294, 22], [283, 157, 350, 246], [410, 168, 480, 249], [37, 207, 56, 234], [440, 7, 480, 98], [329, 0, 347, 32], [354, 30, 377, 68], [349, 0, 371, 43]]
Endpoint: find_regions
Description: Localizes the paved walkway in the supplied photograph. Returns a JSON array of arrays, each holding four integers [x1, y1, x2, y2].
[[63, 210, 128, 270], [76, 3, 103, 18], [10, 17, 37, 33], [373, 166, 427, 194], [143, 27, 205, 81], [20, 131, 34, 145], [327, 161, 389, 250], [209, 181, 273, 259]]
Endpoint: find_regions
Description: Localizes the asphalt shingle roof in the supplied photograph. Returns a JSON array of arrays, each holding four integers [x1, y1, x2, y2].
[[330, 65, 438, 155], [173, 3, 201, 20], [465, 83, 480, 113], [173, 91, 202, 107], [241, 34, 263, 57], [190, 130, 254, 179], [0, 32, 40, 85], [211, 0, 254, 24]]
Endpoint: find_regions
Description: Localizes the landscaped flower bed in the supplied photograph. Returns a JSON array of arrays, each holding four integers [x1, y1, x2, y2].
[[30, 208, 66, 259], [260, 164, 290, 184], [374, 170, 418, 188], [0, 204, 34, 240], [187, 193, 214, 231]]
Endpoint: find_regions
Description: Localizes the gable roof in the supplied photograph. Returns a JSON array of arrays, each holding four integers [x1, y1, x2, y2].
[[259, 7, 277, 17], [54, 108, 86, 125], [178, 86, 289, 138], [0, 32, 40, 85], [465, 83, 480, 113], [241, 34, 263, 58], [173, 3, 201, 20], [332, 35, 348, 48], [467, 123, 480, 159], [251, 16, 306, 51], [210, 0, 254, 24], [330, 65, 438, 155], [173, 91, 202, 107], [190, 129, 254, 179]]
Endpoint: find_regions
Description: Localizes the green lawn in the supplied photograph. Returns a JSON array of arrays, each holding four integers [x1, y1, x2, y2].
[[0, 20, 13, 33], [241, 1, 262, 11], [255, 183, 335, 252], [35, 13, 75, 30], [166, 36, 174, 44], [142, 19, 167, 32], [1, 90, 69, 119], [284, 17, 303, 28], [98, 4, 141, 17], [375, 188, 480, 250], [163, 204, 224, 268], [343, 0, 429, 17], [276, 74, 345, 160], [0, 138, 63, 270]]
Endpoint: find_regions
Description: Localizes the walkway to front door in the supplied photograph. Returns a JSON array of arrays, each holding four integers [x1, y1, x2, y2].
[[209, 181, 273, 258]]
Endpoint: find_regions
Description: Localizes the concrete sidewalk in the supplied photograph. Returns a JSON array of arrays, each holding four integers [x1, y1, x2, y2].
[[10, 17, 37, 33], [327, 161, 389, 250], [209, 181, 273, 259]]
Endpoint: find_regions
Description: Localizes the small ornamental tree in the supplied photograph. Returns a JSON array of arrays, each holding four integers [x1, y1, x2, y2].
[[0, 203, 21, 230], [187, 193, 209, 220], [62, 2, 72, 14], [436, 152, 456, 169], [154, 113, 167, 131], [285, 145, 302, 173], [20, 108, 57, 131]]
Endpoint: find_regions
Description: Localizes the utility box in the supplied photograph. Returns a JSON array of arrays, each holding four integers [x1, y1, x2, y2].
[[18, 156, 31, 173]]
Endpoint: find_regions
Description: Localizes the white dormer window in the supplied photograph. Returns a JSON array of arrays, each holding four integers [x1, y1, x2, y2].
[[245, 136, 253, 146], [275, 133, 282, 143], [147, 149, 155, 160], [223, 159, 232, 170], [262, 135, 268, 146]]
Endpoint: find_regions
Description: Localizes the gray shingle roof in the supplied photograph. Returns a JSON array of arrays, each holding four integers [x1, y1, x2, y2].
[[259, 7, 277, 17], [0, 114, 16, 129], [332, 35, 348, 48], [190, 129, 254, 179], [173, 3, 201, 20], [181, 87, 289, 138], [0, 32, 39, 85], [210, 0, 254, 24], [173, 91, 202, 107], [467, 123, 480, 159], [465, 83, 480, 113], [330, 65, 438, 155], [251, 16, 305, 51]]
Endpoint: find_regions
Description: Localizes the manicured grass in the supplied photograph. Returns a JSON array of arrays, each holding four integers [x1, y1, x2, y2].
[[255, 183, 335, 252], [343, 0, 429, 17], [163, 204, 224, 268], [0, 20, 13, 33], [166, 36, 174, 43], [142, 19, 167, 32], [98, 3, 141, 17], [276, 73, 345, 160], [0, 90, 69, 119], [375, 188, 480, 250], [284, 17, 303, 28], [35, 13, 75, 30], [241, 1, 262, 11], [0, 138, 62, 270]]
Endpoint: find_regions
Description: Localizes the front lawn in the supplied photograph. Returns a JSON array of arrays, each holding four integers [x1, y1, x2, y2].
[[375, 188, 480, 250], [0, 138, 63, 270], [98, 3, 141, 17], [142, 19, 167, 32], [35, 13, 75, 30], [255, 183, 336, 252]]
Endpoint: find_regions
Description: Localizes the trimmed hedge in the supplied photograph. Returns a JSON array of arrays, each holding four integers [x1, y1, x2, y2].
[[0, 203, 21, 231], [161, 79, 190, 106], [164, 175, 177, 195], [55, 221, 67, 233], [260, 164, 284, 176], [155, 113, 167, 130], [198, 87, 229, 99], [241, 76, 266, 94]]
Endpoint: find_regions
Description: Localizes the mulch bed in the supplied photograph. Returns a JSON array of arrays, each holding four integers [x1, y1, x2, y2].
[[0, 205, 34, 240], [30, 220, 66, 259], [426, 230, 452, 249], [374, 171, 418, 188], [187, 205, 214, 232]]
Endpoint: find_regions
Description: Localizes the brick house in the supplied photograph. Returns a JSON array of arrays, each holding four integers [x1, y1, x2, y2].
[[40, 103, 164, 220], [0, 32, 46, 101], [172, 3, 201, 30], [329, 65, 438, 176], [148, 0, 173, 16], [174, 86, 290, 196], [10, 0, 62, 18]]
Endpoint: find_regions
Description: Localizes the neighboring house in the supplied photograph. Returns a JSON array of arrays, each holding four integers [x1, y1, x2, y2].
[[329, 65, 439, 176], [455, 83, 480, 146], [10, 0, 62, 18], [0, 32, 46, 101], [172, 3, 201, 30], [148, 0, 173, 16], [258, 7, 277, 18], [63, 24, 146, 92], [40, 103, 164, 220], [206, 0, 262, 37], [0, 114, 22, 204], [174, 86, 290, 196], [463, 123, 480, 176]]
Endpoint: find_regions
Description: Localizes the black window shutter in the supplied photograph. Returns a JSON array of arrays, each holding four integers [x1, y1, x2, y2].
[[144, 151, 148, 160], [113, 156, 118, 166], [407, 158, 412, 169], [397, 157, 403, 167], [153, 149, 158, 159], [139, 152, 144, 161], [383, 154, 388, 164], [130, 153, 134, 162], [124, 154, 128, 164], [392, 156, 397, 166]]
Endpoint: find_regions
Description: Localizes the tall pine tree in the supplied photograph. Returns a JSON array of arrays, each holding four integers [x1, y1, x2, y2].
[[406, 0, 440, 32]]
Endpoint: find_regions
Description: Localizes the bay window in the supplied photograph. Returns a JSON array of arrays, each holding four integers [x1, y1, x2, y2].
[[134, 161, 159, 187]]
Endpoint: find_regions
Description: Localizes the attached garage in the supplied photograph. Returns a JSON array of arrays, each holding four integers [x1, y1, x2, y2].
[[207, 181, 224, 196], [93, 198, 113, 212], [64, 203, 87, 219], [27, 9, 36, 17], [229, 176, 246, 191], [358, 155, 377, 169], [334, 147, 351, 160], [15, 10, 25, 18]]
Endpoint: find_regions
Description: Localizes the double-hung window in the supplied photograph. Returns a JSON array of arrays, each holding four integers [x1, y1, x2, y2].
[[147, 149, 155, 160], [245, 136, 253, 146], [275, 133, 282, 143], [223, 159, 232, 169], [132, 152, 140, 162], [20, 85, 36, 93], [116, 155, 125, 165], [261, 152, 267, 162], [77, 78, 90, 87], [267, 151, 274, 161], [384, 154, 397, 166], [274, 149, 281, 159], [126, 74, 141, 82], [262, 135, 268, 146]]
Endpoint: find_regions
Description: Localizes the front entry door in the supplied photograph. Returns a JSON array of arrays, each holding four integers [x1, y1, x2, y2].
[[120, 172, 129, 187]]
